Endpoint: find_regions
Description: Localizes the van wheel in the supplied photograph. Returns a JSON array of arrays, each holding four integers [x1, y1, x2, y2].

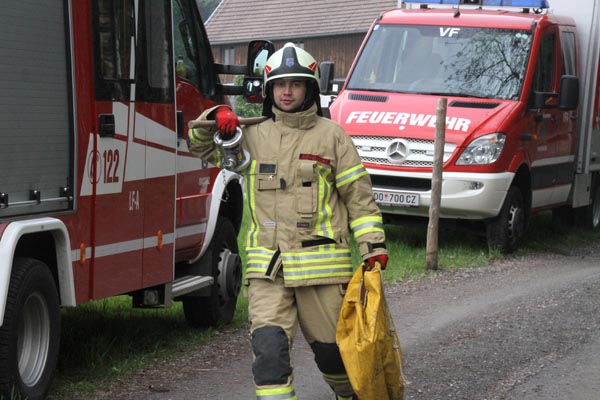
[[575, 179, 600, 230], [183, 217, 242, 327], [0, 258, 60, 400], [486, 186, 527, 254]]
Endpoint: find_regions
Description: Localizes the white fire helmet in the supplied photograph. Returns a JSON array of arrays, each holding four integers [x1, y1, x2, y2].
[[263, 42, 320, 96]]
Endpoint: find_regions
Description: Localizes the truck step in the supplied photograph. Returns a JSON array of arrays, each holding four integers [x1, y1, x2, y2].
[[171, 275, 214, 298]]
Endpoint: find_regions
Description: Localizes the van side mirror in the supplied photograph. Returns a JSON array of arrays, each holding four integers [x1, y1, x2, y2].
[[246, 40, 274, 78], [532, 74, 579, 111], [557, 75, 579, 110], [244, 40, 274, 102], [319, 61, 335, 94], [319, 61, 345, 95]]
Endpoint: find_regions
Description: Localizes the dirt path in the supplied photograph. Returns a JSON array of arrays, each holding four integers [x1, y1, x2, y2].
[[83, 244, 600, 400]]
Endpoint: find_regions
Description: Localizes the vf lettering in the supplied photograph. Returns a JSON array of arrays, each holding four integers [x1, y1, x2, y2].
[[345, 111, 471, 132], [440, 27, 460, 37]]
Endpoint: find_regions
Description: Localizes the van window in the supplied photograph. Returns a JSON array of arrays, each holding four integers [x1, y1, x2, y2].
[[532, 33, 556, 94], [137, 0, 173, 102], [173, 0, 216, 97], [346, 24, 533, 101], [561, 31, 576, 76]]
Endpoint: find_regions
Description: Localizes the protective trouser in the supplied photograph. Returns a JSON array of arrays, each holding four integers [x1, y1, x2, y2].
[[248, 275, 355, 399]]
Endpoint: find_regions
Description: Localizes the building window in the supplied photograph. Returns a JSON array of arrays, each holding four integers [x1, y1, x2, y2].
[[223, 47, 235, 64]]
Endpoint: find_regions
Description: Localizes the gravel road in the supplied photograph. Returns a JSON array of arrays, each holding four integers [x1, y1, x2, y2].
[[84, 242, 600, 400]]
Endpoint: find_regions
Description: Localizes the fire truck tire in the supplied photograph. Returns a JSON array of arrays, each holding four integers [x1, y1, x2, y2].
[[485, 186, 526, 254], [0, 258, 60, 400], [183, 216, 242, 327], [575, 178, 600, 230]]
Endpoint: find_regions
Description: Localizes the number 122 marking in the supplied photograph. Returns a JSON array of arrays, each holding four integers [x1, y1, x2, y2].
[[103, 149, 120, 183]]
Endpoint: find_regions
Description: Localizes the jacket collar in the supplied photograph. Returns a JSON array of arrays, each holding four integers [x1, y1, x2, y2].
[[272, 104, 318, 130]]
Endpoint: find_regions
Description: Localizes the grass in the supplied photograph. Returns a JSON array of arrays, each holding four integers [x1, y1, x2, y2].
[[48, 209, 600, 398], [51, 298, 250, 397]]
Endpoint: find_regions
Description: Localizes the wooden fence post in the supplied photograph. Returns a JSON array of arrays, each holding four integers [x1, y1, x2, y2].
[[426, 98, 447, 271]]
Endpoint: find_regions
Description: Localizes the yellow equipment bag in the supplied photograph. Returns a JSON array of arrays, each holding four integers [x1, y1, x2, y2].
[[336, 264, 405, 400]]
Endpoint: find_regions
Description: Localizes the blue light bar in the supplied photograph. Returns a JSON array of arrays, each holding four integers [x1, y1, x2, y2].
[[403, 0, 549, 7]]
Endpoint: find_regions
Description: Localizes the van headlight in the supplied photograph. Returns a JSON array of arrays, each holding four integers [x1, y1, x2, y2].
[[456, 133, 506, 165]]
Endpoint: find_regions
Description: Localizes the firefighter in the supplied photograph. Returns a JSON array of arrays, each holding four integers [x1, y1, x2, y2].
[[188, 42, 388, 400]]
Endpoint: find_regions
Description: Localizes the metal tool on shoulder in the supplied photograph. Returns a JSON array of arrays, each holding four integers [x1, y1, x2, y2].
[[188, 116, 267, 172], [213, 126, 250, 172]]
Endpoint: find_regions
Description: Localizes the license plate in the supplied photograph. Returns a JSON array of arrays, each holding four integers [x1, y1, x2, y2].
[[373, 189, 419, 207]]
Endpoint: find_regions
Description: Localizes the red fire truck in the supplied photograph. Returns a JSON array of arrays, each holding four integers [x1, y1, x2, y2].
[[0, 1, 271, 398], [325, 0, 600, 253]]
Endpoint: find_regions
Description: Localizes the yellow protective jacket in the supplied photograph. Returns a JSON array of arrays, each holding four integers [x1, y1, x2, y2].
[[189, 104, 386, 287]]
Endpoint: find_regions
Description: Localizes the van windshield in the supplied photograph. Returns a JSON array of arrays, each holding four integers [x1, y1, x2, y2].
[[346, 24, 532, 100]]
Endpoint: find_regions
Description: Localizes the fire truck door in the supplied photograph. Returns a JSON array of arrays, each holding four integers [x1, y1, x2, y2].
[[138, 0, 178, 289], [172, 0, 220, 253], [553, 27, 578, 202], [529, 26, 576, 207], [86, 0, 177, 298]]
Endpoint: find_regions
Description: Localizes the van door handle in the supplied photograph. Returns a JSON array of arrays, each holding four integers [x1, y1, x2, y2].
[[176, 111, 184, 139], [98, 114, 115, 137]]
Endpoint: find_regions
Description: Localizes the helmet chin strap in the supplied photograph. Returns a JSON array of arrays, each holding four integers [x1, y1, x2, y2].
[[301, 82, 324, 116], [299, 81, 316, 111]]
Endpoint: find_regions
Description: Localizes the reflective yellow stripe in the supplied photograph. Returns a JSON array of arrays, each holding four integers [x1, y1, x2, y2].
[[282, 249, 352, 264], [336, 164, 368, 188], [256, 385, 297, 400], [283, 265, 353, 280], [281, 249, 353, 281], [246, 247, 275, 274], [245, 161, 259, 247], [350, 215, 384, 237], [315, 164, 334, 237], [188, 127, 213, 145], [285, 271, 353, 281]]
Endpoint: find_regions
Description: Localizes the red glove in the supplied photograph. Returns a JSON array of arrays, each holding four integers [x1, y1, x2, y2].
[[214, 107, 239, 139], [364, 254, 389, 271]]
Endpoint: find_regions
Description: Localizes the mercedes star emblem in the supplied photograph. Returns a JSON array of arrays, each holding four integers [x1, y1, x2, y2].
[[386, 139, 410, 164]]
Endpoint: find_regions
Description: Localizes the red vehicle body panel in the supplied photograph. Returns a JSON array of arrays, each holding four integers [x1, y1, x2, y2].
[[54, 0, 218, 302]]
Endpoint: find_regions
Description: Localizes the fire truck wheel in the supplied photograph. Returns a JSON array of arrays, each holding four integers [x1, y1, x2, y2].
[[485, 186, 527, 254], [0, 258, 60, 400], [183, 216, 242, 327]]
